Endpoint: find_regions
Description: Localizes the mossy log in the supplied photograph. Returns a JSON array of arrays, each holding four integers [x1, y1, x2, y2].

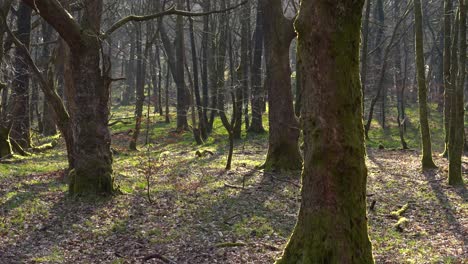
[[390, 203, 409, 218]]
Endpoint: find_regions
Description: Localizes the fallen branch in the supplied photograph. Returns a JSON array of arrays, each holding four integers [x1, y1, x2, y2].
[[214, 241, 281, 251], [393, 217, 409, 232], [32, 141, 57, 153], [224, 183, 246, 189], [390, 203, 409, 219], [142, 252, 177, 264], [10, 139, 29, 156], [215, 242, 247, 248], [108, 120, 132, 127]]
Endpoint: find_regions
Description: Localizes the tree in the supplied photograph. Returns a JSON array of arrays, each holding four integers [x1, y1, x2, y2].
[[260, 0, 302, 171], [442, 0, 453, 157], [22, 0, 114, 195], [10, 2, 32, 148], [248, 2, 265, 133], [415, 0, 438, 170], [448, 0, 466, 186], [276, 0, 374, 262]]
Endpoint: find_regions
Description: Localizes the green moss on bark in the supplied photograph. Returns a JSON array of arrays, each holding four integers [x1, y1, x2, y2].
[[0, 126, 12, 158], [68, 159, 114, 196], [276, 1, 374, 263], [263, 142, 302, 171]]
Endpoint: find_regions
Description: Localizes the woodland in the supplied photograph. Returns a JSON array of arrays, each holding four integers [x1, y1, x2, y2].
[[0, 0, 466, 263]]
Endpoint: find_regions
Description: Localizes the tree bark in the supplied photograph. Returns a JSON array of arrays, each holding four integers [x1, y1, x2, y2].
[[442, 0, 453, 157], [448, 1, 466, 186], [0, 125, 12, 158], [261, 0, 302, 171], [361, 0, 371, 115], [415, 0, 437, 169], [10, 2, 32, 148], [276, 0, 374, 262], [174, 0, 190, 131], [21, 0, 115, 195], [129, 23, 146, 150], [41, 21, 57, 137], [187, 0, 207, 141]]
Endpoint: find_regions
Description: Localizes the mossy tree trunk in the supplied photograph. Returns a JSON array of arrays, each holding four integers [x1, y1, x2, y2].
[[276, 0, 374, 263], [448, 0, 466, 186], [68, 6, 113, 195], [0, 125, 12, 158], [261, 0, 302, 171], [415, 0, 437, 170], [22, 0, 114, 195]]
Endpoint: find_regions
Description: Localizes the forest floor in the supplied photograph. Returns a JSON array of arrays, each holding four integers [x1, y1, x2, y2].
[[0, 106, 467, 264]]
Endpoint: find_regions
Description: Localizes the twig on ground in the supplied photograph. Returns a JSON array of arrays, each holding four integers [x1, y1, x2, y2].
[[142, 252, 177, 264]]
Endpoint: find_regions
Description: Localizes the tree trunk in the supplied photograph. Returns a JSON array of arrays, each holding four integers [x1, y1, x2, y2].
[[10, 2, 32, 149], [361, 0, 371, 115], [201, 0, 211, 132], [277, 0, 374, 262], [174, 0, 190, 131], [122, 34, 136, 106], [261, 0, 302, 171], [129, 23, 146, 151], [448, 0, 466, 186], [187, 0, 207, 141], [0, 125, 12, 158], [442, 0, 453, 157], [415, 0, 437, 169], [394, 2, 408, 150], [41, 21, 57, 137], [233, 1, 250, 139]]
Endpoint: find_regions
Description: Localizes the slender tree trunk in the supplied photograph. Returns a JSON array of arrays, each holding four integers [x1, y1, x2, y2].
[[130, 23, 146, 151], [209, 0, 228, 132], [165, 62, 171, 124], [41, 22, 57, 136], [122, 35, 136, 106], [233, 1, 250, 139], [442, 0, 453, 157], [448, 0, 466, 186], [277, 0, 374, 262], [156, 45, 163, 116], [415, 0, 437, 169], [249, 2, 265, 133], [394, 2, 408, 150], [201, 0, 211, 133], [364, 9, 409, 138], [174, 0, 190, 131], [10, 2, 32, 148], [187, 0, 207, 141], [361, 0, 371, 115], [261, 0, 302, 171]]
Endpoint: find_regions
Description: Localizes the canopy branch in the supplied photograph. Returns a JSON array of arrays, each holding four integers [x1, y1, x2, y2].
[[103, 1, 248, 38]]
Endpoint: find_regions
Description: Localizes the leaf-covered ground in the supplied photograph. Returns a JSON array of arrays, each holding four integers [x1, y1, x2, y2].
[[0, 110, 466, 263]]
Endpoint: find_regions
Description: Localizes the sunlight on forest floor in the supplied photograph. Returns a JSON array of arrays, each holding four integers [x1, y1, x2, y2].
[[0, 107, 466, 263]]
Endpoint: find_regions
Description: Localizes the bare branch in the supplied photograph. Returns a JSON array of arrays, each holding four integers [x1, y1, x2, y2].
[[103, 1, 248, 38]]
